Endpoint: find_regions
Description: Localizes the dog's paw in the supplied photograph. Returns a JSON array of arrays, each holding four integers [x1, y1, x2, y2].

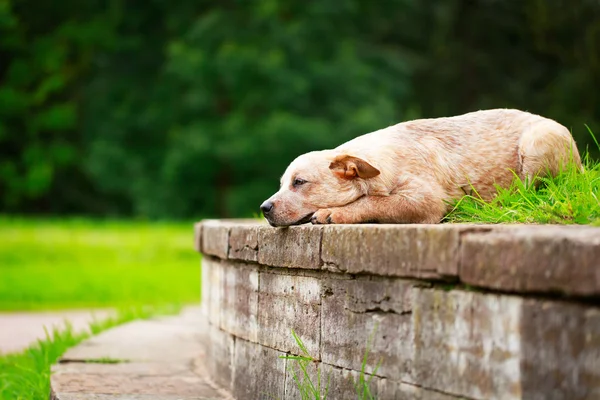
[[311, 208, 351, 224], [310, 209, 335, 224]]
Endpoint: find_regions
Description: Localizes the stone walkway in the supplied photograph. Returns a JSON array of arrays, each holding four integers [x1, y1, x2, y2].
[[50, 306, 232, 400], [0, 309, 114, 354]]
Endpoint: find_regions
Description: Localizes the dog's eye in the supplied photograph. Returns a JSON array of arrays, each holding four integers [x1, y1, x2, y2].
[[293, 178, 307, 187]]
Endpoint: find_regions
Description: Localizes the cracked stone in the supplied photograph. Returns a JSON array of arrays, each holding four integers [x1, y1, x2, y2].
[[321, 279, 414, 380]]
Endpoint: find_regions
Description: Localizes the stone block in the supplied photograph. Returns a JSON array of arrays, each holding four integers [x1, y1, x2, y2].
[[283, 359, 327, 400], [258, 272, 321, 356], [284, 363, 462, 400], [193, 221, 202, 253], [321, 225, 461, 278], [51, 368, 217, 397], [520, 299, 600, 400], [232, 338, 286, 400], [257, 225, 322, 269], [320, 278, 414, 380], [201, 220, 230, 259], [220, 261, 259, 342], [284, 362, 377, 400], [460, 226, 600, 296], [229, 225, 259, 262], [202, 324, 234, 392], [205, 258, 222, 327], [379, 380, 464, 400], [52, 362, 192, 377], [200, 257, 212, 317], [411, 288, 523, 400]]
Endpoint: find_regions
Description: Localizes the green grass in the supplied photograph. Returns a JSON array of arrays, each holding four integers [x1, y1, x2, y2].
[[0, 217, 200, 310], [445, 146, 600, 225], [281, 328, 381, 400], [0, 217, 198, 399], [0, 305, 179, 400]]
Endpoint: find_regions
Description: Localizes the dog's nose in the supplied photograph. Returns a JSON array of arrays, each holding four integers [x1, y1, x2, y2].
[[260, 201, 274, 215]]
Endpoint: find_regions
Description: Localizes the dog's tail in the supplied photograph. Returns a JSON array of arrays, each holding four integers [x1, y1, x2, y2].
[[518, 120, 583, 182]]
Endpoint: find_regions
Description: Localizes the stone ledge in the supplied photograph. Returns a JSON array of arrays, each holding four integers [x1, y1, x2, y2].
[[200, 257, 600, 400], [195, 220, 600, 297]]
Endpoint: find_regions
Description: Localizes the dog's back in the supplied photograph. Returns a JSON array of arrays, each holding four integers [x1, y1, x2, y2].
[[337, 109, 581, 201]]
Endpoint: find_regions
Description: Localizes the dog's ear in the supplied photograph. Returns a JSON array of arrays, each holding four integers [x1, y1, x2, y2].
[[329, 155, 380, 179]]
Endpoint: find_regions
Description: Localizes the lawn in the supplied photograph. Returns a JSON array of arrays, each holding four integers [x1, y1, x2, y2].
[[0, 217, 200, 400], [0, 217, 201, 310]]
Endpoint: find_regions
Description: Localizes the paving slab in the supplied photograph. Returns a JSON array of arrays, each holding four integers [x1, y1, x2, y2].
[[0, 309, 114, 354], [50, 306, 232, 400]]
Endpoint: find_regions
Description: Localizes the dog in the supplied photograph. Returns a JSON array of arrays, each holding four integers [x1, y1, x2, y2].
[[260, 109, 582, 227]]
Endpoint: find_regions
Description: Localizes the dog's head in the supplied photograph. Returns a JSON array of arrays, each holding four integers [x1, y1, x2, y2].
[[260, 150, 380, 227]]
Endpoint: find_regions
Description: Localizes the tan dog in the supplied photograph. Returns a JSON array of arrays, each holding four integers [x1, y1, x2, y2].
[[260, 109, 581, 226]]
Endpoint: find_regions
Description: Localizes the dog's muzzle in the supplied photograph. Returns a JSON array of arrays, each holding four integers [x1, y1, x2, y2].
[[260, 200, 313, 227]]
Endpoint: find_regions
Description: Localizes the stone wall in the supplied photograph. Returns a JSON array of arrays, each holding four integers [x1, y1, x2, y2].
[[194, 220, 600, 400]]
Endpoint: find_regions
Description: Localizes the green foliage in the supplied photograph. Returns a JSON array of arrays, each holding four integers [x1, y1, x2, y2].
[[0, 217, 200, 310], [280, 330, 330, 400], [1, 0, 599, 218], [445, 140, 600, 224], [281, 326, 381, 400], [352, 326, 381, 400], [0, 305, 179, 400]]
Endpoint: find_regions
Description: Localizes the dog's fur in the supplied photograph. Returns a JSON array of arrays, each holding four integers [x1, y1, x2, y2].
[[261, 109, 582, 227]]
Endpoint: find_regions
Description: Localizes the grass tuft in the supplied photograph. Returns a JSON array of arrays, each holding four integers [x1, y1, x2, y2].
[[279, 330, 330, 400], [281, 327, 381, 400], [351, 325, 381, 400], [445, 137, 600, 225]]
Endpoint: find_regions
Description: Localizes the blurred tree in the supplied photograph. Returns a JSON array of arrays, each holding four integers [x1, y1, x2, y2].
[[1, 0, 599, 218], [83, 0, 414, 218], [0, 0, 121, 213]]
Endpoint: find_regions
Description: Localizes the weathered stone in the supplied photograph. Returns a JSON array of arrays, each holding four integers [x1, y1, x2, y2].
[[309, 365, 365, 400], [284, 362, 463, 400], [201, 258, 223, 327], [258, 272, 321, 355], [320, 278, 414, 380], [283, 359, 329, 400], [194, 220, 600, 399], [220, 261, 259, 342], [379, 380, 465, 399], [321, 225, 461, 278], [257, 225, 322, 269], [200, 256, 212, 317], [201, 220, 230, 259], [51, 371, 218, 396], [411, 288, 523, 399], [232, 338, 286, 400], [520, 299, 600, 400], [461, 226, 600, 296], [201, 324, 234, 392], [52, 362, 192, 377], [193, 221, 203, 253], [228, 225, 259, 261]]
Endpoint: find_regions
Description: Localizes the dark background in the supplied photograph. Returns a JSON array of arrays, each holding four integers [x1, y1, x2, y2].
[[1, 0, 599, 220]]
